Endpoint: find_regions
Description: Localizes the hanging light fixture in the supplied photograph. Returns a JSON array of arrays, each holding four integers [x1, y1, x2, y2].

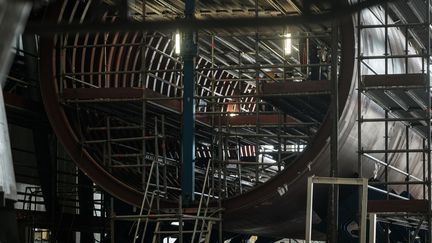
[[284, 33, 292, 56], [174, 31, 181, 55]]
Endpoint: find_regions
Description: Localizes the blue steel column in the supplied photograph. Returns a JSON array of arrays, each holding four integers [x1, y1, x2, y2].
[[181, 0, 197, 205]]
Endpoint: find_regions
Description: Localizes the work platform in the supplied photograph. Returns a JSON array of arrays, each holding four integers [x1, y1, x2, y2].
[[362, 73, 430, 137]]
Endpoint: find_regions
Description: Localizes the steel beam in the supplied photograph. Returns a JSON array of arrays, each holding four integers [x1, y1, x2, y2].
[[25, 0, 393, 35], [220, 114, 299, 126], [181, 0, 196, 206], [61, 87, 305, 129], [367, 200, 428, 213], [259, 80, 330, 96], [362, 73, 426, 87]]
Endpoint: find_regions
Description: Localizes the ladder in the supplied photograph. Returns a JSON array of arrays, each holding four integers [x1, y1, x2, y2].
[[145, 153, 221, 243]]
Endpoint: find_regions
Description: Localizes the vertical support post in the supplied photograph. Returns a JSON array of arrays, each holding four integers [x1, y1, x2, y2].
[[139, 29, 147, 188], [426, 0, 432, 240], [162, 115, 168, 198], [104, 33, 108, 86], [423, 139, 427, 198], [406, 125, 410, 194], [384, 111, 389, 199], [384, 2, 388, 76], [277, 112, 282, 172], [236, 137, 242, 194], [328, 19, 340, 243], [179, 196, 183, 243], [382, 16, 389, 225], [306, 34, 310, 79], [141, 97, 147, 185], [154, 117, 160, 211], [140, 0, 147, 187], [181, 0, 196, 206], [107, 117, 112, 169], [210, 34, 215, 199], [360, 179, 368, 243], [283, 114, 287, 162], [217, 116, 223, 241], [218, 199, 223, 243], [405, 26, 409, 74], [223, 123, 228, 197], [305, 177, 314, 243], [107, 116, 115, 243], [217, 118, 222, 199], [369, 214, 377, 243], [110, 197, 115, 243], [356, 0, 363, 179], [237, 50, 243, 194], [59, 36, 65, 95], [254, 0, 260, 187], [384, 112, 390, 243]]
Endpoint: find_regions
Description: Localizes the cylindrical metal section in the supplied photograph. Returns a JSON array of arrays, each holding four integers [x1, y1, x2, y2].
[[0, 0, 32, 202], [0, 89, 16, 202], [38, 1, 427, 239]]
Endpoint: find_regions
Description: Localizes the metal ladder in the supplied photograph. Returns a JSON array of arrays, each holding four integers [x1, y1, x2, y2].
[[146, 156, 220, 243], [132, 158, 159, 243]]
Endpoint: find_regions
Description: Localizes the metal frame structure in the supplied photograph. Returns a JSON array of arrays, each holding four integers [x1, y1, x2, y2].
[[35, 0, 362, 239], [357, 1, 432, 242], [51, 0, 335, 203], [14, 0, 432, 240], [305, 176, 368, 243]]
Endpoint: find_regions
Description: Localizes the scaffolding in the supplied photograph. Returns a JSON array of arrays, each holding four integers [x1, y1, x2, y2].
[[52, 0, 339, 240], [107, 114, 222, 242], [56, 32, 327, 194], [357, 1, 432, 242], [56, 29, 332, 241]]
